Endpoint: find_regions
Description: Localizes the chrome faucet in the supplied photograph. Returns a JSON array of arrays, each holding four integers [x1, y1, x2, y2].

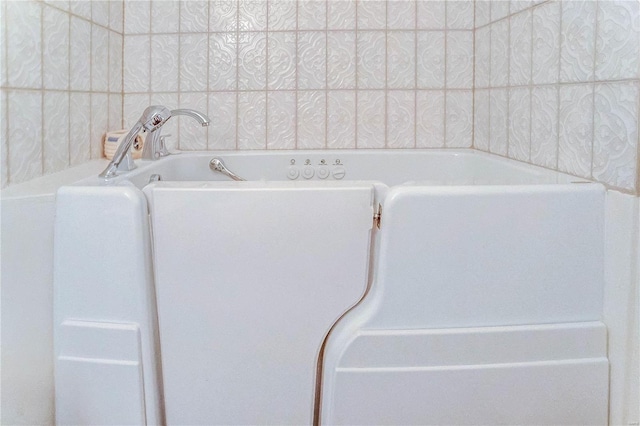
[[141, 108, 210, 160]]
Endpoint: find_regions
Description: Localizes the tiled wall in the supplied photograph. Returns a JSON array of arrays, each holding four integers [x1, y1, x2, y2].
[[121, 0, 474, 153], [0, 0, 123, 188], [474, 0, 640, 192]]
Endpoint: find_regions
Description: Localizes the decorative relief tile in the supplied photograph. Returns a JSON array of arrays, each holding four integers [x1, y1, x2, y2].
[[298, 32, 326, 90], [268, 32, 296, 90], [530, 86, 558, 168], [508, 87, 531, 162], [269, 0, 296, 30], [447, 90, 473, 148], [474, 89, 490, 151], [181, 1, 209, 32], [43, 6, 69, 90], [560, 0, 596, 83], [92, 25, 109, 92], [71, 1, 92, 20], [123, 93, 150, 129], [491, 19, 509, 87], [596, 0, 640, 81], [70, 16, 91, 91], [328, 0, 356, 29], [489, 88, 508, 154], [152, 0, 179, 33], [7, 1, 42, 88], [108, 94, 123, 132], [179, 93, 209, 150], [327, 32, 356, 89], [357, 91, 386, 148], [91, 1, 109, 28], [387, 32, 416, 89], [238, 92, 267, 150], [491, 0, 510, 21], [558, 84, 593, 178], [386, 91, 415, 148], [388, 1, 416, 30], [151, 35, 179, 92], [327, 91, 356, 149], [511, 0, 532, 15], [446, 0, 474, 30], [267, 91, 296, 150], [297, 91, 326, 149], [475, 0, 491, 28], [298, 0, 326, 30], [0, 3, 5, 87], [357, 31, 386, 89], [1, 90, 7, 188], [209, 33, 237, 90], [125, 1, 150, 34], [447, 31, 473, 89], [91, 93, 108, 159], [8, 91, 42, 184], [239, 0, 267, 31], [209, 92, 237, 150], [44, 92, 70, 174], [532, 1, 560, 84], [70, 93, 91, 167], [180, 34, 208, 92], [124, 35, 151, 93], [110, 0, 123, 33], [417, 0, 445, 29], [109, 32, 123, 93], [417, 31, 445, 89], [358, 0, 386, 30], [509, 10, 532, 86], [592, 82, 639, 191], [416, 90, 445, 148], [211, 1, 238, 32], [475, 26, 491, 88], [149, 92, 178, 149]]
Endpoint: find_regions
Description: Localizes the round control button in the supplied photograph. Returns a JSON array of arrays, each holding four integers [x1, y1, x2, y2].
[[332, 167, 346, 180], [287, 166, 300, 180], [302, 166, 315, 179], [317, 167, 330, 179]]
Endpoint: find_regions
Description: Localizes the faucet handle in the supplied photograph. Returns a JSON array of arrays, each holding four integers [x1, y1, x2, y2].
[[157, 134, 171, 158]]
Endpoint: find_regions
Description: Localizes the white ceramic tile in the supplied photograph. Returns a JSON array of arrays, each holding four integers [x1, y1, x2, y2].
[[110, 0, 123, 33], [209, 33, 237, 90], [149, 92, 178, 149], [447, 90, 473, 148], [92, 1, 109, 28], [491, 0, 510, 21], [92, 25, 109, 92], [489, 88, 508, 154], [416, 90, 445, 148], [210, 0, 238, 32], [387, 90, 416, 148], [447, 31, 473, 89], [532, 1, 560, 84], [510, 10, 532, 86], [1, 90, 7, 188], [387, 32, 415, 89], [508, 87, 531, 161], [108, 93, 123, 132], [0, 2, 6, 88], [388, 1, 416, 29], [43, 6, 69, 90], [125, 1, 150, 34], [7, 1, 42, 89], [327, 32, 356, 89], [298, 32, 326, 90], [474, 89, 490, 151], [267, 91, 296, 150], [447, 0, 474, 29], [238, 92, 267, 150], [417, 31, 445, 89], [8, 91, 42, 184], [491, 19, 509, 87], [179, 92, 208, 150], [123, 93, 150, 129], [151, 35, 179, 92], [530, 86, 558, 168], [417, 0, 445, 29], [268, 32, 297, 90], [91, 93, 108, 159], [109, 32, 123, 93], [70, 16, 91, 91], [239, 0, 267, 31], [357, 31, 386, 89], [474, 26, 490, 88], [592, 82, 639, 191], [151, 0, 179, 33], [357, 0, 386, 30], [180, 34, 208, 92], [297, 91, 326, 149], [328, 0, 356, 30], [269, 0, 297, 30], [71, 1, 92, 20], [558, 84, 593, 178], [560, 0, 596, 83], [596, 0, 640, 81], [511, 0, 532, 15], [181, 1, 209, 32], [298, 0, 326, 30], [357, 90, 386, 148], [43, 92, 70, 174], [208, 92, 237, 150], [327, 91, 356, 149], [69, 93, 91, 166], [476, 0, 491, 28], [238, 32, 267, 90]]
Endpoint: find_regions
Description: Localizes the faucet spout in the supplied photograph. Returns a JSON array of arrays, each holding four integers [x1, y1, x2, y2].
[[170, 109, 210, 127]]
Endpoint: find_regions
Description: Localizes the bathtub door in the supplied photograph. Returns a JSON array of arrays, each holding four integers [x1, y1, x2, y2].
[[144, 181, 375, 425]]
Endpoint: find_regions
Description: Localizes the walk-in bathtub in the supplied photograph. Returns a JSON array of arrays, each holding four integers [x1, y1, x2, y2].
[[53, 150, 608, 425]]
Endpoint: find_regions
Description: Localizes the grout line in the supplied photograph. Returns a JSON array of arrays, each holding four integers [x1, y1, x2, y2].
[[414, 0, 418, 149], [471, 0, 476, 149], [3, 1, 8, 185], [176, 1, 181, 150], [505, 1, 511, 158], [266, 1, 270, 150], [325, 0, 328, 149], [443, 1, 448, 148], [636, 80, 640, 194], [294, 0, 299, 149], [68, 9, 72, 166], [40, 2, 44, 173], [206, 0, 211, 150], [528, 8, 534, 162], [384, 0, 388, 149], [474, 0, 551, 31], [354, 0, 358, 149], [235, 1, 239, 150]]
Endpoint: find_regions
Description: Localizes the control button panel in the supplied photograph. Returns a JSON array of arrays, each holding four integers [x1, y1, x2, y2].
[[317, 167, 329, 179], [302, 166, 315, 179], [286, 158, 347, 180], [287, 166, 299, 180], [332, 167, 346, 180]]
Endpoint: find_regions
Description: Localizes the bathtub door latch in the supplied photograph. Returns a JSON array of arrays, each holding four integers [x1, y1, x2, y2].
[[373, 204, 382, 229]]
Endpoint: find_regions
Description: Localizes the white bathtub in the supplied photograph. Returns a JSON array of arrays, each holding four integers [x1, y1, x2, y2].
[[53, 149, 608, 425]]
